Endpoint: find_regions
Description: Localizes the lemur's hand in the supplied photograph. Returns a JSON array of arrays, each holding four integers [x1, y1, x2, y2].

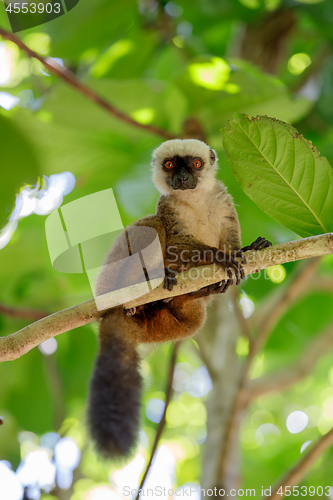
[[163, 267, 178, 291], [218, 253, 245, 286], [240, 236, 272, 253], [189, 279, 234, 298], [233, 236, 272, 267]]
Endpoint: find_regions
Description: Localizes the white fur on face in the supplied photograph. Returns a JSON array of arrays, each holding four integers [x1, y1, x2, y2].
[[151, 139, 218, 196]]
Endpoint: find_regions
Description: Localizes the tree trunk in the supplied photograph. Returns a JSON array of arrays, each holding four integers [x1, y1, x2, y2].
[[197, 293, 243, 491]]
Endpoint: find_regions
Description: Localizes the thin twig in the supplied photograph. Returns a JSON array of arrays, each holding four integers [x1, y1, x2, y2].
[[41, 353, 66, 430], [136, 342, 180, 499], [0, 28, 175, 141], [251, 264, 333, 335], [252, 257, 321, 355], [0, 233, 332, 363], [0, 302, 47, 321], [248, 322, 333, 399], [292, 46, 331, 93], [266, 428, 333, 500], [311, 276, 333, 293], [231, 287, 253, 345]]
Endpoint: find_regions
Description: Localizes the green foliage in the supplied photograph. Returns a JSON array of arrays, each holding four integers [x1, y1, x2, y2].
[[0, 115, 41, 228], [223, 113, 333, 237], [0, 0, 333, 497]]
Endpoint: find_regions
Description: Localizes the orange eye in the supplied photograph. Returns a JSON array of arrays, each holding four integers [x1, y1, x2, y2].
[[193, 159, 202, 168], [165, 160, 174, 169]]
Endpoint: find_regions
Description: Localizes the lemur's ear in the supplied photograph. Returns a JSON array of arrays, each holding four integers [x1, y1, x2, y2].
[[209, 149, 216, 164]]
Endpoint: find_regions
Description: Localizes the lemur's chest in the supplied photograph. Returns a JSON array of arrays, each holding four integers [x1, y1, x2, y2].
[[173, 193, 230, 248], [179, 206, 219, 246]]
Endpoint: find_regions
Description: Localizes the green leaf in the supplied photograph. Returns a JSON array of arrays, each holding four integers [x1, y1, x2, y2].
[[44, 0, 138, 60], [0, 114, 41, 230], [222, 113, 333, 237]]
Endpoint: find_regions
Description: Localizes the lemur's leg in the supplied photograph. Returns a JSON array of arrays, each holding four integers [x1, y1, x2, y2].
[[124, 295, 207, 343]]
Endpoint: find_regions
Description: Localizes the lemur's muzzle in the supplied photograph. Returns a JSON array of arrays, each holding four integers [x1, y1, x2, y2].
[[171, 166, 197, 190]]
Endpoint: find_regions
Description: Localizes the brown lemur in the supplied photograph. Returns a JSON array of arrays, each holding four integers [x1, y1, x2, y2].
[[88, 139, 271, 459]]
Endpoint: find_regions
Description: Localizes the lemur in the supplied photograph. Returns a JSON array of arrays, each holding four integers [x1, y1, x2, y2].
[[88, 139, 271, 458]]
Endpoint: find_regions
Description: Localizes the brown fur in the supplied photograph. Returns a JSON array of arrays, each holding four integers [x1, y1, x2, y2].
[[88, 139, 243, 458]]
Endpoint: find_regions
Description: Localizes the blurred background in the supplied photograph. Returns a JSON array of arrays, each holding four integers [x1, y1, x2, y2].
[[1, 0, 333, 499]]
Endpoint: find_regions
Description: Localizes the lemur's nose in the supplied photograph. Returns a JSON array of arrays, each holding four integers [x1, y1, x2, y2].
[[177, 175, 188, 184]]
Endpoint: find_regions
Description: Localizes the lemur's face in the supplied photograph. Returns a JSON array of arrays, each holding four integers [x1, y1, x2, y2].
[[152, 139, 218, 195], [162, 153, 214, 191]]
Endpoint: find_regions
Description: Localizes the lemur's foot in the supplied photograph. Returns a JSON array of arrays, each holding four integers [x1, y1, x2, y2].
[[190, 279, 234, 298], [212, 279, 234, 294], [241, 236, 272, 253], [220, 256, 245, 286], [126, 307, 136, 317], [233, 249, 246, 264], [163, 267, 178, 291]]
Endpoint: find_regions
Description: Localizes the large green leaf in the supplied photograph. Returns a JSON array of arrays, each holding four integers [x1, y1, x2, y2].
[[0, 114, 41, 229], [222, 113, 333, 237]]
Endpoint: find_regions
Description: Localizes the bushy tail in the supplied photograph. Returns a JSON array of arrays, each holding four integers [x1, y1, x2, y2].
[[88, 313, 142, 458]]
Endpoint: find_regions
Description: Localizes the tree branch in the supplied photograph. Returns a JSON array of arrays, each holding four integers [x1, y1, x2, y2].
[[266, 428, 333, 500], [231, 287, 253, 345], [292, 45, 331, 93], [0, 233, 332, 363], [0, 28, 175, 141], [136, 341, 180, 499], [250, 262, 333, 357], [251, 257, 321, 354], [0, 302, 48, 320], [248, 322, 333, 399], [311, 276, 333, 293]]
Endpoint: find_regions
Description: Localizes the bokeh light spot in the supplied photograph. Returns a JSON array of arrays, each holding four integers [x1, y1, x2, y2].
[[238, 0, 260, 8], [239, 296, 255, 318], [39, 338, 58, 356], [0, 463, 24, 500], [165, 2, 183, 18], [267, 265, 286, 283], [0, 91, 20, 110], [286, 411, 308, 433], [300, 440, 312, 453], [188, 57, 231, 91], [145, 398, 165, 423], [288, 53, 311, 75], [236, 336, 249, 356], [172, 36, 185, 48], [23, 33, 51, 56], [131, 108, 155, 125], [255, 423, 280, 446], [55, 437, 81, 470]]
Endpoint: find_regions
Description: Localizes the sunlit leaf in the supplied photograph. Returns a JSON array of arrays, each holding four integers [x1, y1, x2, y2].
[[222, 113, 333, 237], [0, 114, 40, 230]]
